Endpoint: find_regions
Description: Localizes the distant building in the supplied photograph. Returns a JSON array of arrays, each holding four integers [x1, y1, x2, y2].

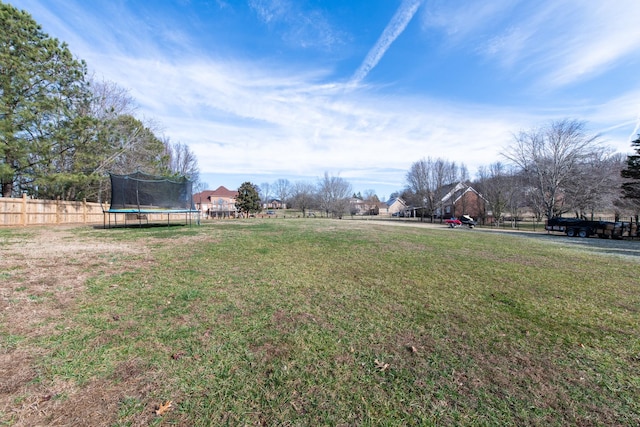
[[348, 197, 384, 215], [193, 186, 238, 218], [385, 197, 407, 216], [437, 182, 488, 221], [264, 198, 286, 209]]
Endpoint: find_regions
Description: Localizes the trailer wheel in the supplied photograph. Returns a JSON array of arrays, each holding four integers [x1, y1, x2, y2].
[[567, 228, 576, 237], [578, 229, 588, 238]]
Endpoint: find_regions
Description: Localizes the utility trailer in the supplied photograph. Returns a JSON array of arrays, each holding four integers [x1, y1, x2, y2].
[[545, 217, 639, 239]]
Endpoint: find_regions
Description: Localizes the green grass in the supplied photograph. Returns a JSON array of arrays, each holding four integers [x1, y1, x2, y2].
[[6, 219, 640, 425]]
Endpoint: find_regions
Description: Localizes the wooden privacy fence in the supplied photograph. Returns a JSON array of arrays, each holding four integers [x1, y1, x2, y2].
[[0, 195, 105, 226], [0, 195, 202, 227]]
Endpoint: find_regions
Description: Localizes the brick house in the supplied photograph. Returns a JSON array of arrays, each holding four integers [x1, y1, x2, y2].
[[264, 198, 285, 209], [193, 186, 238, 218], [348, 197, 386, 215], [437, 182, 488, 221]]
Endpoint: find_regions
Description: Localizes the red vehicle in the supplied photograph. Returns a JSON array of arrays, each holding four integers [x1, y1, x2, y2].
[[445, 218, 462, 226], [445, 215, 476, 228]]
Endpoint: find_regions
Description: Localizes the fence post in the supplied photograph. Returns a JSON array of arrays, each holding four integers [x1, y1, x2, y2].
[[83, 198, 87, 224], [21, 193, 27, 226], [56, 197, 61, 224]]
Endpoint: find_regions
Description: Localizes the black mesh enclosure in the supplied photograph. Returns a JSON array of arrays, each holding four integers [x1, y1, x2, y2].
[[109, 172, 195, 211]]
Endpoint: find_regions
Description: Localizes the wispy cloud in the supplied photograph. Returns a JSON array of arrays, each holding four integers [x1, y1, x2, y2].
[[12, 0, 639, 194], [249, 0, 288, 24], [428, 0, 640, 90], [249, 0, 344, 50], [91, 47, 519, 181], [349, 0, 423, 86], [540, 2, 640, 88], [421, 0, 515, 44]]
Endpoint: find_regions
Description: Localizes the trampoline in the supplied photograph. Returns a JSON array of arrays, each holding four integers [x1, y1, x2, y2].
[[103, 172, 200, 228]]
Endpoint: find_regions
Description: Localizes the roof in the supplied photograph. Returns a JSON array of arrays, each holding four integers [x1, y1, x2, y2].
[[193, 186, 238, 202], [440, 183, 486, 204], [439, 182, 466, 202], [386, 197, 406, 207]]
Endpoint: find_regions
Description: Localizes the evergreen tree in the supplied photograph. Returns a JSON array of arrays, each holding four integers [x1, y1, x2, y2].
[[236, 182, 261, 217], [0, 5, 174, 201], [621, 135, 640, 202], [0, 2, 89, 197]]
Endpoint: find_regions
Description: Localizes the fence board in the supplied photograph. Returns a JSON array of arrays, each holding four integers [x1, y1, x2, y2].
[[0, 195, 104, 226], [0, 195, 199, 227]]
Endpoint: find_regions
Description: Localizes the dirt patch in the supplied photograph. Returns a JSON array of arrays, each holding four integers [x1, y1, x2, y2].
[[6, 373, 162, 427], [0, 226, 154, 426], [1, 227, 149, 339]]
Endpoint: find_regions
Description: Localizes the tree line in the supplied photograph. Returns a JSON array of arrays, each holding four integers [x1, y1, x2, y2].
[[402, 119, 638, 222], [251, 119, 640, 223], [0, 2, 200, 201], [235, 172, 358, 219]]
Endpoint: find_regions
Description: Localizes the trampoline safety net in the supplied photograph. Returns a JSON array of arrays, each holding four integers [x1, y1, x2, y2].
[[109, 172, 196, 211]]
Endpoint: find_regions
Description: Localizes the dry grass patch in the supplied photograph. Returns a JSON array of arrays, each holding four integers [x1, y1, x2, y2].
[[0, 220, 639, 426], [0, 226, 157, 425]]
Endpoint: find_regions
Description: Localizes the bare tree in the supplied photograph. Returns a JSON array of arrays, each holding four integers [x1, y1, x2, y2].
[[290, 181, 317, 217], [458, 163, 469, 183], [89, 81, 162, 180], [99, 115, 167, 176], [563, 151, 624, 219], [87, 77, 136, 120], [317, 172, 352, 218], [405, 158, 431, 218], [163, 139, 200, 181], [273, 178, 291, 208], [193, 180, 208, 193], [476, 162, 513, 225], [363, 189, 379, 202], [405, 157, 458, 221], [433, 159, 458, 220], [503, 119, 603, 219], [259, 182, 272, 208]]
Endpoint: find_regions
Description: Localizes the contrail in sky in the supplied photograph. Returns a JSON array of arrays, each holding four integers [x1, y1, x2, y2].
[[349, 0, 423, 87]]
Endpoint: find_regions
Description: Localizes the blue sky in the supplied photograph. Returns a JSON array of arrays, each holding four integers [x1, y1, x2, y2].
[[9, 0, 640, 199]]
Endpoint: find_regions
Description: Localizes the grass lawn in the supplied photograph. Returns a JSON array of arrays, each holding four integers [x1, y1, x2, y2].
[[1, 219, 639, 426]]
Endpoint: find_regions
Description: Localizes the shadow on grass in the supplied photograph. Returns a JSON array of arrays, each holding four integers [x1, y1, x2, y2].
[[94, 223, 189, 230]]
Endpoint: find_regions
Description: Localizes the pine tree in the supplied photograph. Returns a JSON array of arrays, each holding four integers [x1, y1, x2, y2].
[[0, 2, 89, 197], [621, 135, 640, 201], [236, 182, 261, 217]]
